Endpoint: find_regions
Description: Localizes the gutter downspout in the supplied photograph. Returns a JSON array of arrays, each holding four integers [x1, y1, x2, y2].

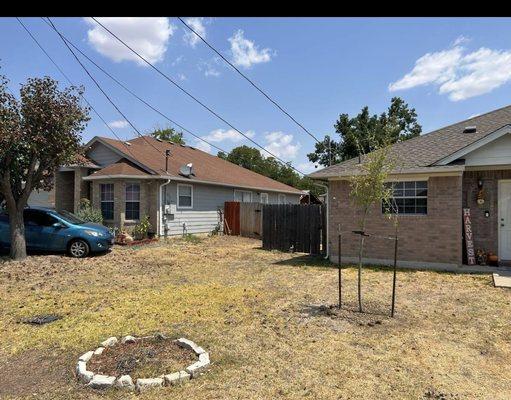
[[158, 179, 171, 237], [313, 181, 329, 260]]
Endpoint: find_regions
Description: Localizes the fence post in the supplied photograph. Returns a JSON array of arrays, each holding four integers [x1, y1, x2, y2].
[[391, 235, 398, 317], [338, 229, 342, 309]]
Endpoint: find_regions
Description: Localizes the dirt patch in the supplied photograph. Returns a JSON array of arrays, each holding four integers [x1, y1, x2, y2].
[[0, 349, 74, 398], [87, 338, 196, 380]]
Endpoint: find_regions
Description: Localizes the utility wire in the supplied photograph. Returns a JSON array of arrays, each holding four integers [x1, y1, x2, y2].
[[38, 18, 228, 156], [90, 17, 306, 176], [177, 16, 321, 145], [46, 17, 165, 159], [16, 17, 137, 159]]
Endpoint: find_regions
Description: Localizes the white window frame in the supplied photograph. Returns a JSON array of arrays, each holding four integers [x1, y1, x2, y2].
[[234, 190, 252, 203], [125, 182, 141, 222], [260, 193, 269, 204], [177, 184, 193, 209], [278, 194, 287, 204], [382, 180, 428, 215]]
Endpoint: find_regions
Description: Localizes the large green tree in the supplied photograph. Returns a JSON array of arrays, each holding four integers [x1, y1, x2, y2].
[[0, 76, 89, 260], [307, 97, 421, 166], [149, 126, 185, 144], [218, 145, 319, 195]]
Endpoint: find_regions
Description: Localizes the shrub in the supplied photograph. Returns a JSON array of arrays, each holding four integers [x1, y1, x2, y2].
[[76, 198, 103, 224], [133, 215, 152, 240]]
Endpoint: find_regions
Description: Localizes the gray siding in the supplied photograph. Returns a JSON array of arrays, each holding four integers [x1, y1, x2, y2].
[[88, 142, 121, 166], [161, 181, 300, 235]]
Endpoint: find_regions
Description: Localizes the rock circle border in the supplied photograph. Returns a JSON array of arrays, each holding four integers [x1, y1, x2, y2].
[[76, 335, 210, 392]]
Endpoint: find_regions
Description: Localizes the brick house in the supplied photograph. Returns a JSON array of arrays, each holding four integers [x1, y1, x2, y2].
[[309, 105, 511, 268], [51, 135, 302, 236]]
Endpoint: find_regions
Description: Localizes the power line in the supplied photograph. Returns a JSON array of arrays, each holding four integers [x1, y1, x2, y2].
[[45, 17, 165, 159], [89, 17, 306, 176], [16, 17, 137, 159], [177, 17, 321, 145], [38, 18, 229, 156]]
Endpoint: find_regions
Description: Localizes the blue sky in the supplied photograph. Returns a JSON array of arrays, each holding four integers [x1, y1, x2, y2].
[[2, 17, 511, 174]]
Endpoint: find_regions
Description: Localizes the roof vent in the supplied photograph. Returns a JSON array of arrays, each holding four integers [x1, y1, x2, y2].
[[463, 126, 477, 133], [124, 141, 132, 146], [179, 163, 194, 177]]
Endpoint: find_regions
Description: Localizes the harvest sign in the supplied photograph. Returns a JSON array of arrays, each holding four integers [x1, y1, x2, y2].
[[463, 208, 476, 265]]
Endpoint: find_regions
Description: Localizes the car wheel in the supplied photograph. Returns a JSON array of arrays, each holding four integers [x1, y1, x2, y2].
[[68, 239, 90, 258]]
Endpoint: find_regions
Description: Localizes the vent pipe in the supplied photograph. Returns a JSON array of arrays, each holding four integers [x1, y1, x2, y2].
[[165, 149, 171, 172]]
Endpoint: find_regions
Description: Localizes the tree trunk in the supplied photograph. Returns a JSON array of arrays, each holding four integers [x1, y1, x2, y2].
[[8, 206, 26, 260]]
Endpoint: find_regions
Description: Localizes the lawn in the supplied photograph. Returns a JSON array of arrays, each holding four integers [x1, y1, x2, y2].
[[0, 236, 510, 399]]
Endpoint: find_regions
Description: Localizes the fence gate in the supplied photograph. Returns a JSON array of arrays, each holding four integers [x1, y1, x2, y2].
[[262, 204, 326, 255], [240, 202, 263, 238]]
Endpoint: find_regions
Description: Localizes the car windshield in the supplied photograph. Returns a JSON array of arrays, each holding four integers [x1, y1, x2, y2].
[[57, 210, 86, 225]]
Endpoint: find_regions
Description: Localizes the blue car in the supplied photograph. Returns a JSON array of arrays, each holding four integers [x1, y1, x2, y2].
[[0, 207, 114, 258]]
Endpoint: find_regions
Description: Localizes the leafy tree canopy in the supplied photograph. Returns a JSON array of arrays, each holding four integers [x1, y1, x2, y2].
[[149, 126, 185, 144], [218, 145, 320, 196], [307, 97, 421, 167]]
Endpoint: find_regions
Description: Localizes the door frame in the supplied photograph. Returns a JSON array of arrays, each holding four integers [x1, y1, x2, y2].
[[498, 179, 511, 260]]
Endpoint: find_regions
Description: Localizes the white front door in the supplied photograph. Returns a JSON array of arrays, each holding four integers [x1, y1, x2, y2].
[[498, 180, 511, 260]]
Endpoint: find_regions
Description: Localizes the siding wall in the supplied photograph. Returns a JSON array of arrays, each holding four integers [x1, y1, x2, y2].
[[162, 181, 300, 235], [88, 142, 121, 166]]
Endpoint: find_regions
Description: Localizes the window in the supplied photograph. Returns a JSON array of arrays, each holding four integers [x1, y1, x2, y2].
[[260, 193, 268, 204], [382, 181, 428, 215], [234, 190, 252, 203], [24, 210, 58, 227], [125, 183, 140, 221], [278, 194, 287, 204], [100, 183, 114, 220], [177, 184, 193, 209]]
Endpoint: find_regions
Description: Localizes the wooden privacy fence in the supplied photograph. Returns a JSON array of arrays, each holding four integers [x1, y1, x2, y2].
[[224, 201, 263, 238], [262, 204, 326, 255]]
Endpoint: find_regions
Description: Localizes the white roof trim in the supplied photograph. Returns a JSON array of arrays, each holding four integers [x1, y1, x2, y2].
[[83, 173, 303, 195], [434, 125, 511, 166], [84, 136, 157, 175], [316, 166, 465, 180]]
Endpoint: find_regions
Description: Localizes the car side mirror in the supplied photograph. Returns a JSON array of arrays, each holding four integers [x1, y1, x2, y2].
[[52, 222, 65, 229]]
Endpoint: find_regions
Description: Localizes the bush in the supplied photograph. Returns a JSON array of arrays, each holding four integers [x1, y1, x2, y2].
[[76, 198, 103, 224], [182, 233, 202, 244], [133, 215, 152, 240]]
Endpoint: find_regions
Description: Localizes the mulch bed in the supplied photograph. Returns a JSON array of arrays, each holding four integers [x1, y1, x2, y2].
[[87, 338, 196, 380]]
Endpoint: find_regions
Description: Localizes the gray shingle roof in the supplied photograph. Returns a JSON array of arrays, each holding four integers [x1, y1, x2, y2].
[[308, 105, 511, 179]]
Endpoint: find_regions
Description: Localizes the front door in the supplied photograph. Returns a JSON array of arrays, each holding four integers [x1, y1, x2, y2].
[[498, 181, 511, 260]]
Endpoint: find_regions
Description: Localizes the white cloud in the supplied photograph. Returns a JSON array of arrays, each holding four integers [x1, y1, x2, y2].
[[389, 41, 511, 101], [197, 58, 221, 77], [453, 35, 470, 46], [85, 17, 175, 66], [172, 55, 185, 66], [183, 17, 206, 48], [108, 119, 129, 129], [263, 131, 300, 160], [202, 128, 255, 143], [194, 140, 212, 153], [177, 73, 187, 81], [228, 30, 273, 68]]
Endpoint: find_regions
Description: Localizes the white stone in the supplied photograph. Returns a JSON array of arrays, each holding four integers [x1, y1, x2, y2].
[[164, 370, 191, 385], [88, 374, 116, 389], [199, 352, 210, 365], [136, 377, 164, 392], [76, 361, 93, 383], [121, 335, 137, 344], [94, 347, 105, 355], [115, 375, 135, 391], [79, 350, 94, 362], [100, 337, 118, 347], [175, 337, 205, 355], [185, 359, 209, 377]]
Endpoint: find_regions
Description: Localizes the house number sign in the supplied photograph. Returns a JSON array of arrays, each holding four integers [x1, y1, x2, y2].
[[463, 208, 476, 265]]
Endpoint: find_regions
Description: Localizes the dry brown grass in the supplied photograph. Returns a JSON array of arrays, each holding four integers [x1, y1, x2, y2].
[[0, 236, 510, 399]]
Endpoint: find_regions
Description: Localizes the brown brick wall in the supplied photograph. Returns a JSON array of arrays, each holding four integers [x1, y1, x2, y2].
[[462, 170, 511, 259], [91, 179, 159, 233], [55, 171, 74, 212], [329, 176, 463, 266]]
